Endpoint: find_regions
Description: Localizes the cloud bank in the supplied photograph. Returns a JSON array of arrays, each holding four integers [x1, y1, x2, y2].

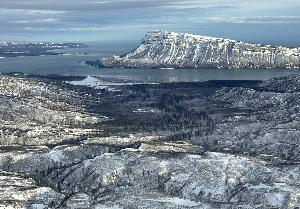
[[0, 0, 299, 45]]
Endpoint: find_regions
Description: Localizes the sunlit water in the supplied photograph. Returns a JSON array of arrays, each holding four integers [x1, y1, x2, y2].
[[0, 42, 300, 83]]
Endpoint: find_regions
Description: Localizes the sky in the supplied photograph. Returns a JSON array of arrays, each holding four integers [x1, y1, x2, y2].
[[0, 0, 300, 47]]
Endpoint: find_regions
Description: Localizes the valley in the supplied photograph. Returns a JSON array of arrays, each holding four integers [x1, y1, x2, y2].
[[0, 73, 299, 208]]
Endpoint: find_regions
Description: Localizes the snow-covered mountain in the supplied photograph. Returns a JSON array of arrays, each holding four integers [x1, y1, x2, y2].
[[95, 31, 300, 69]]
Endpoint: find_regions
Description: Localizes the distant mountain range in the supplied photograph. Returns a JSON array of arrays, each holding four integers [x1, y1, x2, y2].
[[89, 31, 300, 69], [0, 42, 86, 49], [0, 42, 87, 58]]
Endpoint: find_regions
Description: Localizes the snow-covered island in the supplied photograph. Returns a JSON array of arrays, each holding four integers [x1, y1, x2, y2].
[[88, 31, 300, 69]]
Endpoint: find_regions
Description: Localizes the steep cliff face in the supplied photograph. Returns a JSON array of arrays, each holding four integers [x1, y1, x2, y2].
[[98, 31, 300, 69]]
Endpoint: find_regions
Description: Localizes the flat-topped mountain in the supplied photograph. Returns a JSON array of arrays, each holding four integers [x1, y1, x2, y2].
[[91, 31, 300, 69]]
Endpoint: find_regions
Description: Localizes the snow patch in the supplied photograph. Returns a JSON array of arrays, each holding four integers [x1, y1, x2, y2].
[[138, 197, 200, 207], [95, 205, 123, 209], [31, 204, 47, 209], [68, 76, 103, 88], [167, 197, 200, 207], [67, 76, 117, 90], [264, 193, 286, 208], [47, 150, 64, 162]]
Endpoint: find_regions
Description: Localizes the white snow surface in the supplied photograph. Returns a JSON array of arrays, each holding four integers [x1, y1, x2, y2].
[[100, 30, 300, 69], [68, 76, 107, 89]]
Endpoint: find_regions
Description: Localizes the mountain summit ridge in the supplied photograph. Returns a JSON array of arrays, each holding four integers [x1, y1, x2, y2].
[[95, 31, 300, 69]]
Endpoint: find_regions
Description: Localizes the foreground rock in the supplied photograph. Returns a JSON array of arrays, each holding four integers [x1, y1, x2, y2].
[[0, 172, 64, 209], [0, 74, 300, 208], [90, 31, 300, 69]]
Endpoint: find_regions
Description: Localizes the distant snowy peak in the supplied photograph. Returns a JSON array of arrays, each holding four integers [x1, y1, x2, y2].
[[97, 31, 300, 69]]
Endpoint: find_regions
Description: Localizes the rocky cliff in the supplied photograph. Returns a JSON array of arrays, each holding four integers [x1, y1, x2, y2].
[[95, 31, 300, 69]]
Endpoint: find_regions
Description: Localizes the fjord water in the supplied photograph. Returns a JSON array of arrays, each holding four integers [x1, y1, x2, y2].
[[0, 42, 300, 83]]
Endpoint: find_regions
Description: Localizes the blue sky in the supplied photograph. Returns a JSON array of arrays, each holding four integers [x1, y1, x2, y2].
[[0, 0, 300, 46]]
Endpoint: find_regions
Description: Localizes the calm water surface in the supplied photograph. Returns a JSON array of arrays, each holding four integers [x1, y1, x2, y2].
[[0, 42, 300, 83]]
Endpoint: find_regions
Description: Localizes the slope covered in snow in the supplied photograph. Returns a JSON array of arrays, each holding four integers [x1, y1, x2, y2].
[[95, 31, 300, 69], [1, 74, 300, 208]]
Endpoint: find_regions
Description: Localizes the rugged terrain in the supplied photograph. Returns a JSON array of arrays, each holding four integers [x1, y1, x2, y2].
[[0, 73, 300, 208], [89, 31, 300, 69]]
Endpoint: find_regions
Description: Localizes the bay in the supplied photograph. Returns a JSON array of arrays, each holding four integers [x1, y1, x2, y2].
[[0, 42, 300, 83]]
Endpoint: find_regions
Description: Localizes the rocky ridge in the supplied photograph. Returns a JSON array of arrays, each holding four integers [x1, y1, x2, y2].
[[93, 31, 300, 69]]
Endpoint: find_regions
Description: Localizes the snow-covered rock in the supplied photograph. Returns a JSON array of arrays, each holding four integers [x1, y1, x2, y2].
[[95, 31, 300, 69], [1, 74, 300, 208], [0, 172, 64, 209]]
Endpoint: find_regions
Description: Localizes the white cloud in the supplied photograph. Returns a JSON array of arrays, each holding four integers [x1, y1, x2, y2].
[[88, 1, 110, 4], [25, 10, 67, 15], [207, 16, 300, 24], [11, 18, 58, 24], [0, 8, 66, 15], [18, 23, 173, 32]]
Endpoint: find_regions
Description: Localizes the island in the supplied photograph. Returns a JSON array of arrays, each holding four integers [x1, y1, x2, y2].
[[87, 30, 300, 69], [0, 42, 87, 58]]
